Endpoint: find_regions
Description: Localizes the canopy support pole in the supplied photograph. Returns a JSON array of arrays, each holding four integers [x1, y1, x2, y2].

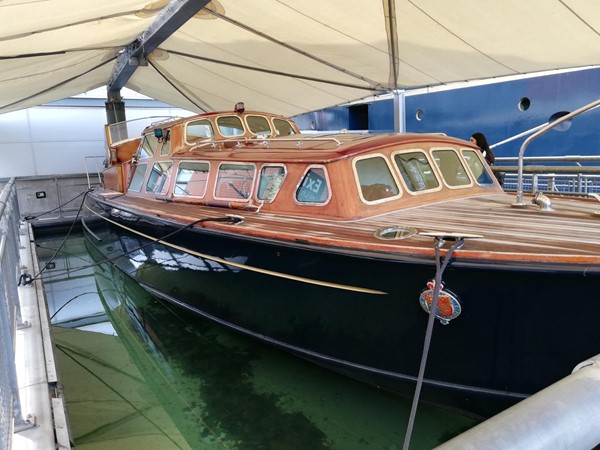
[[105, 91, 126, 125], [105, 0, 211, 123], [393, 90, 406, 133]]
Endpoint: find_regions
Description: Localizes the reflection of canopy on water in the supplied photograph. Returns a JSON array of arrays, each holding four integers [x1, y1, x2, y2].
[[53, 327, 194, 449]]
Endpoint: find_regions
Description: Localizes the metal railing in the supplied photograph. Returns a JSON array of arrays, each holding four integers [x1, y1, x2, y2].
[[512, 98, 600, 205], [0, 178, 28, 449], [84, 156, 104, 189], [495, 168, 600, 196]]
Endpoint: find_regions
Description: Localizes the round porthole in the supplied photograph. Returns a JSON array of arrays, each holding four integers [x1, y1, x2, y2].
[[518, 97, 531, 111], [375, 226, 418, 240], [549, 111, 572, 131]]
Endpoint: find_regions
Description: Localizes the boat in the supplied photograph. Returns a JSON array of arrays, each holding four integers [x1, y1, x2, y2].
[[82, 102, 600, 418]]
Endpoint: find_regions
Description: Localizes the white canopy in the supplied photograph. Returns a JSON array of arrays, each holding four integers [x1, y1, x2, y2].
[[2, 0, 600, 116]]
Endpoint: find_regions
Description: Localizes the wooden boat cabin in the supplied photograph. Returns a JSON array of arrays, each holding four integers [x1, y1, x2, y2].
[[102, 105, 502, 221]]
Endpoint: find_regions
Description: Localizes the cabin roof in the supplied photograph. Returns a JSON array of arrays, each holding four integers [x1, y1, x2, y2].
[[174, 132, 474, 163]]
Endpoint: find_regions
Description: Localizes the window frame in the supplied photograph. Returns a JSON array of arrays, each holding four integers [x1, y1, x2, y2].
[[256, 164, 287, 203], [128, 163, 148, 193], [391, 149, 442, 195], [136, 132, 160, 160], [214, 162, 257, 202], [216, 115, 245, 137], [273, 118, 297, 136], [294, 164, 332, 206], [461, 148, 496, 186], [145, 161, 173, 195], [185, 119, 214, 145], [352, 153, 402, 204], [431, 147, 474, 189], [173, 160, 211, 198], [245, 115, 273, 136]]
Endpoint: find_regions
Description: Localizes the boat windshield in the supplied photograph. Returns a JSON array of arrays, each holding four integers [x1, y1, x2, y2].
[[247, 115, 271, 136], [273, 118, 296, 136], [138, 133, 160, 159], [186, 119, 214, 143], [217, 116, 245, 136]]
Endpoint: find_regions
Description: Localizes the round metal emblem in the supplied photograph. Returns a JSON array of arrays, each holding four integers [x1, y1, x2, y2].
[[419, 280, 461, 325]]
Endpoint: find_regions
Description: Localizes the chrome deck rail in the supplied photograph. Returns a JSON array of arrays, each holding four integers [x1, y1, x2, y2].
[[192, 135, 345, 151], [0, 178, 29, 448], [106, 115, 178, 145], [84, 156, 104, 189], [513, 98, 600, 206], [496, 168, 600, 196]]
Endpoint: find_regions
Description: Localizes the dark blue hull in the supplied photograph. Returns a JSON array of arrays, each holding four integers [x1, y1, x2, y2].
[[83, 196, 600, 418]]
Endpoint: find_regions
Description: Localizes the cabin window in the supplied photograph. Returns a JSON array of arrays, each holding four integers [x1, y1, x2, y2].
[[215, 163, 256, 200], [174, 161, 210, 197], [186, 119, 214, 143], [296, 167, 330, 204], [432, 149, 471, 187], [217, 116, 245, 136], [138, 133, 160, 159], [462, 150, 495, 185], [129, 163, 148, 192], [247, 116, 271, 136], [257, 165, 286, 202], [354, 156, 400, 202], [273, 119, 296, 136], [146, 162, 173, 194], [394, 151, 439, 192]]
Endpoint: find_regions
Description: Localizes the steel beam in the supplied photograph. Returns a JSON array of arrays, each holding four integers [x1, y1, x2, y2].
[[107, 0, 211, 93]]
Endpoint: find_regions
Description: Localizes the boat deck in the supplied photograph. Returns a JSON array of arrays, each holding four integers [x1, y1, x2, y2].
[[96, 191, 600, 267]]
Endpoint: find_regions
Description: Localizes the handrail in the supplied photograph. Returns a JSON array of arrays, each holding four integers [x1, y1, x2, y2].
[[514, 98, 600, 206], [84, 156, 104, 189], [106, 115, 178, 146], [497, 155, 600, 164], [490, 122, 547, 150], [191, 135, 343, 151], [0, 177, 34, 445]]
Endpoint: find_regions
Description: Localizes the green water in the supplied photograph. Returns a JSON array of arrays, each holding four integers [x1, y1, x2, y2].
[[35, 230, 478, 449]]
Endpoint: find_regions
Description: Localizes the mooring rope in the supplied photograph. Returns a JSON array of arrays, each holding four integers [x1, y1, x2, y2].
[[402, 236, 464, 450]]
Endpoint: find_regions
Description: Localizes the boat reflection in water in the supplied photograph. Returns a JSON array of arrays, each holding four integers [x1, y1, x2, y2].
[[37, 232, 477, 449]]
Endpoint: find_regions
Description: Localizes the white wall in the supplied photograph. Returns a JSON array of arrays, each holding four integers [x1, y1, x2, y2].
[[0, 99, 193, 178]]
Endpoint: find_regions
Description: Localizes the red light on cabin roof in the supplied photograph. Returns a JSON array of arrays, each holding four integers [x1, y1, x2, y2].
[[234, 102, 245, 113]]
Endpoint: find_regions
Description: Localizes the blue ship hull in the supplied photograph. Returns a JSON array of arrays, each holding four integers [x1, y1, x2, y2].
[[293, 67, 600, 160]]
